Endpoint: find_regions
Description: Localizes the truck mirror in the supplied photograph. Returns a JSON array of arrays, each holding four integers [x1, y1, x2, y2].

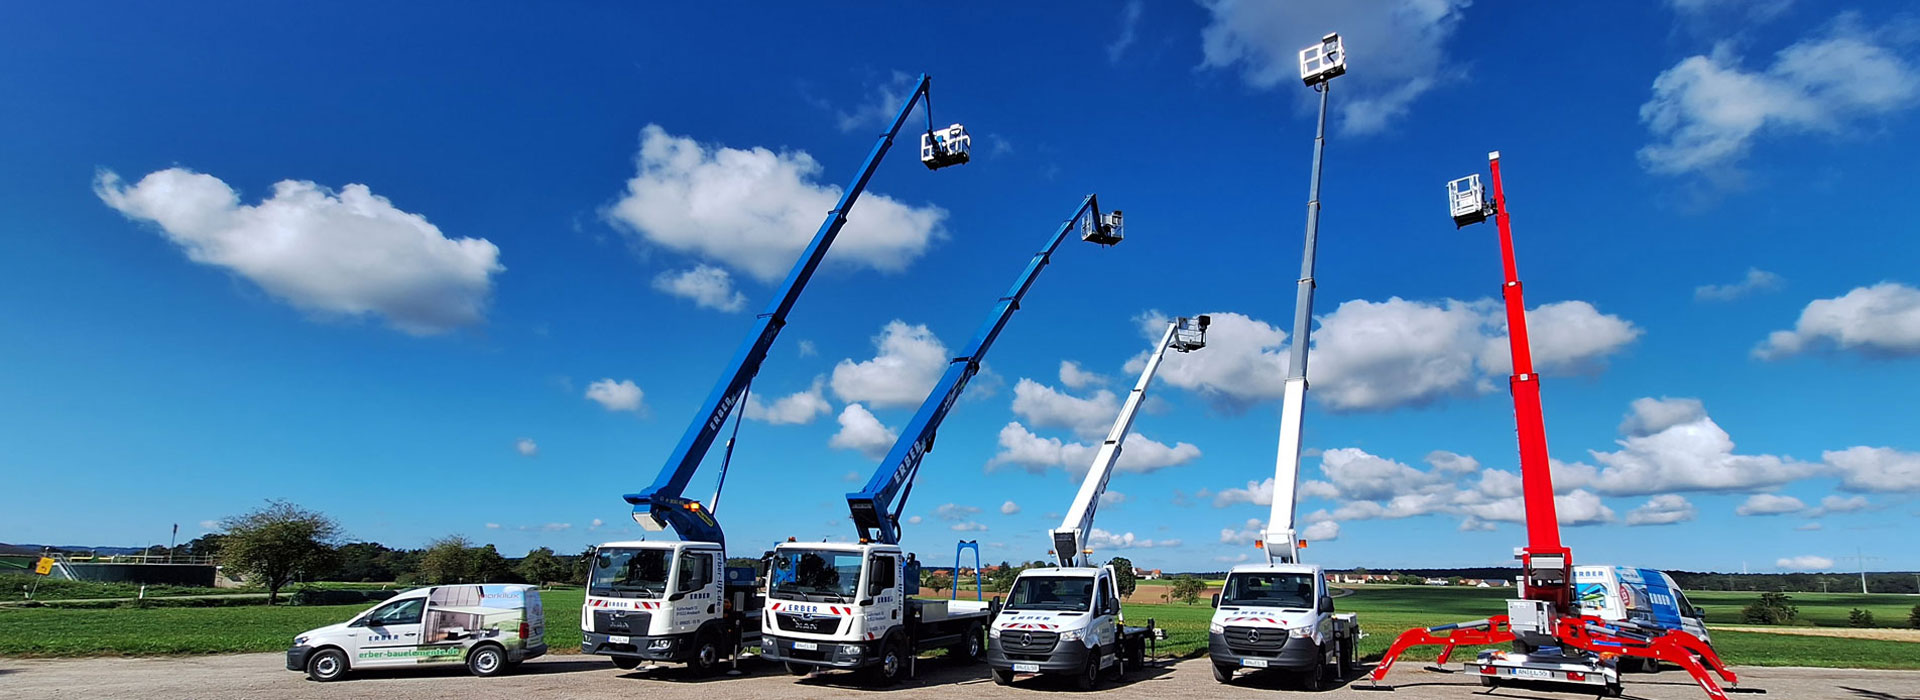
[[1317, 595, 1334, 613], [1210, 593, 1220, 608]]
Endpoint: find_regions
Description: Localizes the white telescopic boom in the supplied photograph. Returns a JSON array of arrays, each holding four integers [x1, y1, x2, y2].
[[1052, 317, 1206, 567]]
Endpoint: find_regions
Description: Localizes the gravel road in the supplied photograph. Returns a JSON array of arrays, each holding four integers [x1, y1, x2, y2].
[[2, 652, 1915, 699]]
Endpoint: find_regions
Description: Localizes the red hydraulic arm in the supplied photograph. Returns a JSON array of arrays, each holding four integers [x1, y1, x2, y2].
[[1361, 153, 1754, 699]]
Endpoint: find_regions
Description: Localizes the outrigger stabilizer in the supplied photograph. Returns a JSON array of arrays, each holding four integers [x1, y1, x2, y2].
[[1356, 153, 1761, 699]]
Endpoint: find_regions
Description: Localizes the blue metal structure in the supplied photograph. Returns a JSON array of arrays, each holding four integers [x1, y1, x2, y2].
[[624, 74, 965, 548], [951, 540, 982, 601], [845, 195, 1118, 545]]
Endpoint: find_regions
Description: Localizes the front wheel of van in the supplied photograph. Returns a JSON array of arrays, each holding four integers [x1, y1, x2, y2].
[[467, 644, 507, 677], [306, 648, 348, 682]]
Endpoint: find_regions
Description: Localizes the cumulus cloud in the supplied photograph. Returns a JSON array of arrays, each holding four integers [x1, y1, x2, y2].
[[1011, 379, 1119, 439], [1625, 494, 1697, 526], [1320, 448, 1444, 501], [1425, 450, 1481, 475], [1303, 520, 1340, 542], [1128, 311, 1288, 412], [1000, 500, 1020, 515], [1696, 268, 1782, 302], [95, 168, 502, 335], [585, 379, 645, 412], [936, 503, 981, 522], [1214, 479, 1275, 508], [1086, 528, 1178, 549], [745, 377, 833, 425], [589, 518, 605, 530], [952, 521, 989, 532], [1736, 493, 1806, 516], [1196, 0, 1471, 134], [607, 125, 945, 282], [831, 321, 950, 408], [1810, 494, 1870, 515], [1639, 19, 1920, 175], [652, 264, 748, 312], [1581, 397, 1815, 495], [1755, 283, 1920, 359], [1221, 518, 1265, 545], [1058, 360, 1109, 390], [1776, 555, 1834, 571], [1824, 446, 1920, 493], [1100, 492, 1127, 506], [1458, 490, 1617, 527], [1618, 397, 1707, 437], [988, 422, 1201, 477], [828, 404, 897, 459], [515, 438, 538, 457]]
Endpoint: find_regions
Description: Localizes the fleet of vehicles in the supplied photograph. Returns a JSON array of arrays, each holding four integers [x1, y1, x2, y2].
[[287, 584, 545, 682], [988, 315, 1207, 689]]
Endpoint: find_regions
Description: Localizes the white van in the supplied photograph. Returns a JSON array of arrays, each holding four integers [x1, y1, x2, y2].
[[1573, 566, 1711, 648], [286, 584, 546, 682]]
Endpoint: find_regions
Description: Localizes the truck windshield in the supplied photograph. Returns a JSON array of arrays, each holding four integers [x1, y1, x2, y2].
[[1005, 576, 1095, 612], [1220, 572, 1315, 608], [769, 549, 860, 602], [590, 548, 671, 598]]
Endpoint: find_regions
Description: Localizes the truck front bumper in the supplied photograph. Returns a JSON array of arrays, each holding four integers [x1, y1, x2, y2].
[[986, 638, 1092, 674], [760, 634, 875, 669], [285, 645, 313, 672], [1208, 633, 1320, 671], [582, 630, 695, 662]]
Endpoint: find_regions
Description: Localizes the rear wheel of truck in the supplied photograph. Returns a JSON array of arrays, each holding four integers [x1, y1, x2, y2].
[[948, 623, 983, 662], [611, 656, 642, 670], [467, 644, 507, 677], [687, 632, 722, 676], [1212, 662, 1236, 683], [306, 648, 348, 682], [1073, 651, 1101, 691], [991, 667, 1016, 685]]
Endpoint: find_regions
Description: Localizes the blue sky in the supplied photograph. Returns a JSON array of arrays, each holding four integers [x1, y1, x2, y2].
[[3, 1, 1917, 575]]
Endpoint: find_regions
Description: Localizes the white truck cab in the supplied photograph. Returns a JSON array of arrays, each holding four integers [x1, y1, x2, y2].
[[760, 541, 993, 684], [579, 540, 760, 674], [987, 564, 1149, 689], [286, 583, 545, 682], [1207, 563, 1358, 690]]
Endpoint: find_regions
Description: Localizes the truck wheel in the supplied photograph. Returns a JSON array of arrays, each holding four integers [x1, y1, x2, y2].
[[866, 638, 907, 685], [306, 648, 348, 682], [687, 632, 722, 676], [467, 644, 507, 677], [1212, 662, 1236, 683], [785, 661, 812, 676], [948, 623, 983, 662], [1073, 651, 1101, 690], [611, 656, 642, 670], [991, 667, 1015, 685]]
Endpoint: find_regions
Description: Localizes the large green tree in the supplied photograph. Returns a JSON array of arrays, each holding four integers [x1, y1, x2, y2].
[[1169, 574, 1206, 604], [219, 500, 341, 604], [1108, 557, 1136, 598], [517, 547, 568, 585], [418, 536, 517, 584]]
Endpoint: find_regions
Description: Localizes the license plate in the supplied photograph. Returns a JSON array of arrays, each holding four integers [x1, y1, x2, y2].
[[1241, 658, 1269, 668], [1013, 663, 1040, 673], [608, 635, 629, 644], [792, 641, 818, 651], [1510, 668, 1552, 679]]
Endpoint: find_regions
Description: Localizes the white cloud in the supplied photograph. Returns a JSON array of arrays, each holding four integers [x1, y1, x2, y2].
[[1776, 555, 1834, 571], [1425, 450, 1481, 475], [1625, 494, 1698, 526], [198, 520, 218, 531], [1457, 489, 1616, 527], [1129, 311, 1288, 412], [1320, 448, 1443, 501], [828, 404, 897, 459], [745, 377, 832, 425], [585, 379, 645, 412], [797, 340, 818, 357], [1107, 0, 1143, 63], [1220, 518, 1264, 544], [835, 71, 917, 133], [485, 523, 501, 530], [589, 518, 605, 530], [907, 515, 924, 525], [1011, 379, 1119, 439], [1086, 528, 1178, 549], [1639, 20, 1920, 175], [988, 422, 1201, 476], [1795, 522, 1823, 531], [831, 321, 949, 408], [1583, 397, 1815, 495], [1755, 283, 1920, 359], [1695, 268, 1782, 302], [1736, 493, 1807, 516], [1812, 494, 1870, 515], [1824, 446, 1920, 493], [651, 264, 748, 312], [1196, 0, 1471, 135], [607, 125, 945, 282], [1667, 0, 1794, 22], [515, 438, 538, 457], [1100, 492, 1127, 506], [1618, 397, 1707, 437], [95, 168, 502, 335], [1000, 500, 1020, 515], [1215, 553, 1252, 564], [529, 523, 572, 532], [935, 503, 981, 522], [952, 521, 989, 532], [1302, 520, 1340, 542], [1058, 360, 1108, 390]]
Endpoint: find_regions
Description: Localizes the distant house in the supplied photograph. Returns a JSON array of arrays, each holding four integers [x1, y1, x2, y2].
[[1423, 578, 1448, 586], [1132, 568, 1162, 580]]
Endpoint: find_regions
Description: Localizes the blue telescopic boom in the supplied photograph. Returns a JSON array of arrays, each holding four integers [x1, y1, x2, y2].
[[846, 195, 1112, 545], [624, 75, 960, 548]]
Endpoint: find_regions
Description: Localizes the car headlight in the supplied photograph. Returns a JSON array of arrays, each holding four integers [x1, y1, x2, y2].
[[1208, 622, 1224, 634], [1058, 630, 1081, 642], [295, 635, 309, 646], [988, 627, 1001, 639], [1289, 626, 1314, 638], [840, 644, 863, 656]]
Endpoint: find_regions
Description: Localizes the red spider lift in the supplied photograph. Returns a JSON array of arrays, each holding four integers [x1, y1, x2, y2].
[[1358, 152, 1761, 699]]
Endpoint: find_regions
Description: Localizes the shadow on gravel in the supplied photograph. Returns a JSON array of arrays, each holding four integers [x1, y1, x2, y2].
[[327, 657, 606, 683], [988, 661, 1179, 692], [609, 657, 785, 683], [1841, 687, 1919, 700]]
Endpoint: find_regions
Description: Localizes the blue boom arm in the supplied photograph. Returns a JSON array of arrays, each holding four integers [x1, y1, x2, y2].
[[624, 75, 950, 547], [846, 195, 1106, 545]]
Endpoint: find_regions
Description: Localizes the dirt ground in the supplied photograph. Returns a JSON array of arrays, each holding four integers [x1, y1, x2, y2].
[[4, 652, 1917, 700]]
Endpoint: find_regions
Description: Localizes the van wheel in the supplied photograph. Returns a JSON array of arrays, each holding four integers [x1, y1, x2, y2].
[[1212, 662, 1236, 683], [991, 667, 1015, 685], [688, 632, 722, 676], [1298, 645, 1326, 691], [611, 656, 642, 670], [467, 644, 507, 677], [306, 648, 348, 682], [948, 623, 983, 662]]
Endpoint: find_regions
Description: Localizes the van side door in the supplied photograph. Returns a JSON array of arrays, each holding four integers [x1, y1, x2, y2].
[[352, 597, 426, 667], [1094, 573, 1118, 655]]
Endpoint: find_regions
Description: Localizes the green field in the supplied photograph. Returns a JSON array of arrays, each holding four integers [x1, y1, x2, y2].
[[1, 585, 1914, 669]]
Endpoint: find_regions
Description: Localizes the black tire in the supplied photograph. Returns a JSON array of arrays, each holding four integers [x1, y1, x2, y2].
[[785, 661, 812, 676], [1480, 676, 1497, 688], [306, 648, 348, 682], [466, 644, 507, 677], [948, 623, 983, 662], [991, 667, 1015, 685], [1212, 662, 1236, 683], [611, 656, 642, 670], [687, 632, 723, 677], [866, 637, 907, 685], [1298, 644, 1326, 691], [1073, 650, 1101, 691]]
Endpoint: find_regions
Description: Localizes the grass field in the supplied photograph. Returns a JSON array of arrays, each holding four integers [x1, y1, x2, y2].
[[2, 585, 1914, 669]]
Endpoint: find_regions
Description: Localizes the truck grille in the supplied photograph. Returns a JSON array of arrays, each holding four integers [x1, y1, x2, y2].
[[593, 610, 651, 635], [997, 629, 1059, 654], [1223, 626, 1287, 654], [774, 613, 842, 634]]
